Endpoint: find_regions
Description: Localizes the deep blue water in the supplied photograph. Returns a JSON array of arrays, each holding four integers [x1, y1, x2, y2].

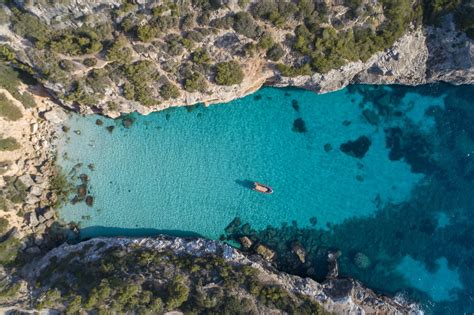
[[58, 84, 474, 314]]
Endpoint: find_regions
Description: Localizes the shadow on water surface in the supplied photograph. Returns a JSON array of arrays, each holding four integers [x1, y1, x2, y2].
[[235, 179, 255, 189]]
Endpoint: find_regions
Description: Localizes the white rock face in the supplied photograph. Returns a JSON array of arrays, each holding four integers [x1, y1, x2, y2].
[[43, 108, 68, 124], [24, 236, 422, 315]]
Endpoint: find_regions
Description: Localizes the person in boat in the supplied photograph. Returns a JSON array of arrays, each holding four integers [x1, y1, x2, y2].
[[252, 182, 273, 194]]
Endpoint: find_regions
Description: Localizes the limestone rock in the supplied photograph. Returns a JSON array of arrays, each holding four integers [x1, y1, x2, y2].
[[44, 108, 68, 124], [18, 174, 35, 189], [255, 244, 275, 261], [239, 236, 253, 250], [27, 212, 39, 227], [29, 185, 42, 196], [291, 242, 306, 264]]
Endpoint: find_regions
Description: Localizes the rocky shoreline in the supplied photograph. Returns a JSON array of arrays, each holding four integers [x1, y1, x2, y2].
[[17, 236, 421, 314], [0, 0, 472, 312]]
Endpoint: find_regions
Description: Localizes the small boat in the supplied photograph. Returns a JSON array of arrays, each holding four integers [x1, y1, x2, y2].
[[252, 182, 273, 194]]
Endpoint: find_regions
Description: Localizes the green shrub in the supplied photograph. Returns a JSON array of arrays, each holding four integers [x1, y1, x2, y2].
[[164, 35, 184, 56], [11, 8, 51, 46], [123, 60, 159, 106], [276, 63, 312, 77], [0, 282, 20, 300], [166, 278, 189, 310], [66, 295, 82, 314], [0, 218, 8, 235], [233, 11, 259, 38], [83, 58, 98, 67], [251, 0, 297, 27], [0, 93, 22, 121], [0, 45, 15, 62], [160, 82, 181, 100], [137, 24, 158, 42], [191, 48, 211, 65], [58, 59, 75, 71], [183, 72, 208, 92], [0, 237, 21, 265], [106, 36, 133, 64], [258, 32, 274, 50], [0, 137, 20, 151], [266, 43, 284, 61], [50, 30, 103, 56], [211, 15, 234, 29], [214, 61, 244, 86]]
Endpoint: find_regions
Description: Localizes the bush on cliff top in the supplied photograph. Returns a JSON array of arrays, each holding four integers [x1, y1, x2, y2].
[[214, 61, 244, 86]]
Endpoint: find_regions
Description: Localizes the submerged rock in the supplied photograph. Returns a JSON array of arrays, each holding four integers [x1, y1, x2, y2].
[[225, 217, 241, 235], [340, 136, 371, 159], [85, 196, 94, 207], [106, 126, 115, 133], [291, 100, 300, 112], [292, 118, 307, 133], [324, 143, 333, 152], [76, 185, 87, 198], [122, 117, 134, 129], [354, 252, 371, 269], [95, 119, 103, 126], [362, 109, 380, 125]]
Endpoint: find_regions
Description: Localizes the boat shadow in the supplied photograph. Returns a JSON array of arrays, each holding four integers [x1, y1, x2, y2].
[[235, 179, 255, 189]]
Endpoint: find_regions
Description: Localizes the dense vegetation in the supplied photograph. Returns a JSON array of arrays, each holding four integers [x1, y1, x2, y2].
[[423, 0, 474, 38], [34, 243, 327, 314], [1, 0, 471, 108], [0, 0, 419, 106]]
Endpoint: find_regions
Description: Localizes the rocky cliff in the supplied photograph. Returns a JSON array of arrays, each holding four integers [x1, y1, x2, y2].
[[3, 236, 419, 314], [0, 0, 472, 118]]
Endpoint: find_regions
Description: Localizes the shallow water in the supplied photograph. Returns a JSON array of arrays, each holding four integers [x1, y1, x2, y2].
[[58, 84, 474, 314]]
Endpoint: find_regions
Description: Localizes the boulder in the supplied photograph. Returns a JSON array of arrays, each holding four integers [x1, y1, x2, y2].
[[34, 223, 47, 234], [26, 195, 40, 205], [291, 242, 306, 264], [30, 123, 39, 134], [239, 236, 253, 250], [43, 208, 55, 220], [29, 185, 42, 196], [27, 212, 39, 227], [44, 108, 68, 124], [18, 174, 35, 189], [255, 244, 275, 261]]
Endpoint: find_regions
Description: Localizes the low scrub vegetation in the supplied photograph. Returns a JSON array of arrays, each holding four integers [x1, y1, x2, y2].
[[0, 93, 22, 121], [32, 245, 327, 314], [0, 137, 20, 151], [215, 61, 244, 86]]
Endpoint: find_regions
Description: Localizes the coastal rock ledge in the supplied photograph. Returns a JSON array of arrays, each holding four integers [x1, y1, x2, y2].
[[14, 236, 421, 314]]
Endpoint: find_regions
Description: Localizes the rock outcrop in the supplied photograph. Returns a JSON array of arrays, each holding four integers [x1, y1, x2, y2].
[[1, 1, 472, 118], [22, 236, 421, 314]]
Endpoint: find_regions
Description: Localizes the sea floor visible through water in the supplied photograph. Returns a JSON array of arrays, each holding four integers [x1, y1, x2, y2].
[[58, 84, 474, 314]]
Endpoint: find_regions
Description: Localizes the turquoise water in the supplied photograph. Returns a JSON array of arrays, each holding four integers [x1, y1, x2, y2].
[[58, 85, 474, 314]]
